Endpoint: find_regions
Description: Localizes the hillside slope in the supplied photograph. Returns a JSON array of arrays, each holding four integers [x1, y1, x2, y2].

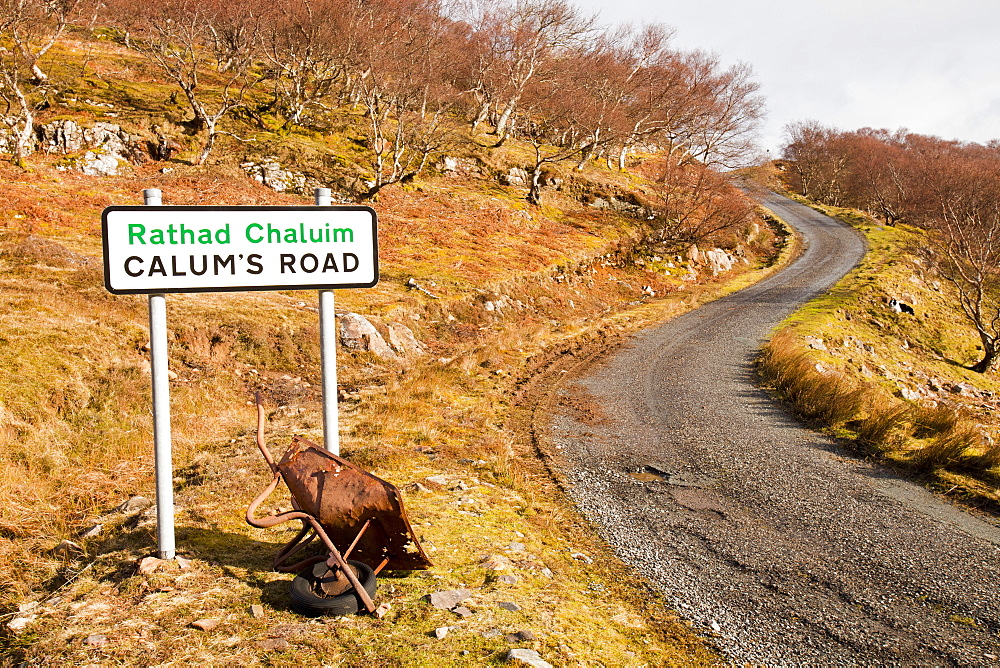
[[0, 30, 784, 665]]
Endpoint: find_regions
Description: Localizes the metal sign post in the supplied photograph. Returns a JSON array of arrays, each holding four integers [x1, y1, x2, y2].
[[103, 190, 377, 558], [314, 188, 340, 455], [144, 189, 175, 560]]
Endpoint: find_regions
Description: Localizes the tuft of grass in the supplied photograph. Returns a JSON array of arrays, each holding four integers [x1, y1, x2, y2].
[[909, 425, 982, 472], [758, 330, 865, 428], [854, 392, 912, 453]]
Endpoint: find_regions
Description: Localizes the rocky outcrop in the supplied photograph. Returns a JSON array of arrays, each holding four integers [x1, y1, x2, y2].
[[499, 167, 529, 187], [703, 248, 737, 276], [437, 156, 480, 177], [338, 312, 399, 360], [240, 157, 316, 194], [39, 120, 145, 176], [386, 322, 427, 357]]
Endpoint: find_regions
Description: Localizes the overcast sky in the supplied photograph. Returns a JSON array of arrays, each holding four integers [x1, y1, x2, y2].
[[572, 0, 1000, 157]]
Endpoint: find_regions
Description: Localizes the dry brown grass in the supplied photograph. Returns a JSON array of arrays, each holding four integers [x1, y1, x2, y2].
[[909, 425, 983, 473], [757, 330, 865, 428]]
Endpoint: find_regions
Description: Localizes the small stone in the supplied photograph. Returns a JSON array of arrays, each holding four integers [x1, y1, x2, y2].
[[51, 539, 84, 558], [137, 556, 164, 575], [79, 524, 102, 539], [506, 648, 553, 667], [258, 638, 290, 651], [570, 553, 592, 564], [118, 496, 152, 513], [191, 618, 220, 631], [481, 554, 514, 571], [505, 629, 535, 642], [167, 369, 178, 380], [482, 628, 502, 639], [425, 475, 449, 485], [83, 634, 108, 647], [250, 605, 265, 619], [434, 626, 449, 639], [407, 482, 431, 493], [175, 556, 192, 570], [429, 589, 471, 610], [540, 568, 553, 579], [452, 605, 473, 617], [7, 616, 36, 633], [498, 575, 518, 585], [710, 620, 721, 632], [374, 602, 391, 619], [498, 601, 520, 612], [507, 542, 526, 552]]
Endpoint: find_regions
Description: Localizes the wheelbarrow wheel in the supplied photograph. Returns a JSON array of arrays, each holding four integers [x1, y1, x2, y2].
[[289, 559, 377, 617]]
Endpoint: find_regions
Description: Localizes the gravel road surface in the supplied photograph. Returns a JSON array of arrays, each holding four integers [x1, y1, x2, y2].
[[547, 192, 1000, 664]]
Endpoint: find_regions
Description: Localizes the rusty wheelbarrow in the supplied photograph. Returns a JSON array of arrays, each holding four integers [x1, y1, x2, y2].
[[246, 395, 432, 616]]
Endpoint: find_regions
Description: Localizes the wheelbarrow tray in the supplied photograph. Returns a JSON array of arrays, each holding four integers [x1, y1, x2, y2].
[[277, 436, 432, 572]]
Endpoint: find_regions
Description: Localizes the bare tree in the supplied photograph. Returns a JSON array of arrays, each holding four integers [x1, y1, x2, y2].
[[459, 0, 594, 144], [649, 158, 756, 245], [114, 0, 265, 164], [352, 0, 463, 199], [920, 147, 1000, 372], [0, 0, 84, 166], [262, 0, 357, 127]]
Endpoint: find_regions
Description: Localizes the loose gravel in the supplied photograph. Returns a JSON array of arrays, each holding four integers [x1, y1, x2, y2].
[[546, 192, 1000, 664]]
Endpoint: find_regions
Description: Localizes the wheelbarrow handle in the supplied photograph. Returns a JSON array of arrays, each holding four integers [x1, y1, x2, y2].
[[255, 391, 278, 474], [245, 472, 316, 529]]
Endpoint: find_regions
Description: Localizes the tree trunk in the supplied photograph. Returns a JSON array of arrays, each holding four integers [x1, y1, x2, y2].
[[471, 101, 490, 133], [10, 83, 34, 169], [527, 163, 543, 205], [494, 99, 516, 138], [195, 118, 217, 165], [971, 335, 998, 373]]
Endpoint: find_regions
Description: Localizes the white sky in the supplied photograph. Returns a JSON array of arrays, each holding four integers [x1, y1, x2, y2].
[[572, 0, 1000, 156]]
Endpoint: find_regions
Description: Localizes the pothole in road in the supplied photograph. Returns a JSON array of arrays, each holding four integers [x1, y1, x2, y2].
[[629, 465, 717, 489]]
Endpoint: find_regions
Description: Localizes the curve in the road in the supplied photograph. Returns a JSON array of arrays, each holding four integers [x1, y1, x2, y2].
[[547, 192, 1000, 664]]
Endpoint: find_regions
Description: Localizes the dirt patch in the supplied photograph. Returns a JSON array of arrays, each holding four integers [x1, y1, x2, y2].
[[557, 383, 612, 426]]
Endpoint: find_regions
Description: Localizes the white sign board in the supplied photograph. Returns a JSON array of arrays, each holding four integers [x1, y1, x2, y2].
[[102, 206, 378, 294]]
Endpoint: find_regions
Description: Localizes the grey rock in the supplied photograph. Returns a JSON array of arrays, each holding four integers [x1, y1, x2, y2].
[[482, 628, 502, 639], [428, 589, 471, 610], [434, 625, 450, 639], [386, 322, 427, 357], [504, 629, 535, 642], [498, 574, 518, 585], [500, 167, 529, 187], [505, 648, 552, 667], [7, 616, 36, 634], [507, 542, 525, 552], [84, 633, 108, 647], [338, 313, 399, 360], [118, 496, 152, 513], [703, 248, 736, 276], [240, 157, 314, 194], [498, 601, 520, 611], [51, 539, 84, 558], [78, 523, 103, 539], [452, 605, 473, 617]]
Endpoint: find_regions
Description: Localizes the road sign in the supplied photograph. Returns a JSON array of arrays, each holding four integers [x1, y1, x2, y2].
[[102, 205, 378, 294], [104, 192, 373, 559]]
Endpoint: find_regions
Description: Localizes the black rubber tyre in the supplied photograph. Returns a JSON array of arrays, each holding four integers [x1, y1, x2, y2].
[[288, 560, 377, 617]]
